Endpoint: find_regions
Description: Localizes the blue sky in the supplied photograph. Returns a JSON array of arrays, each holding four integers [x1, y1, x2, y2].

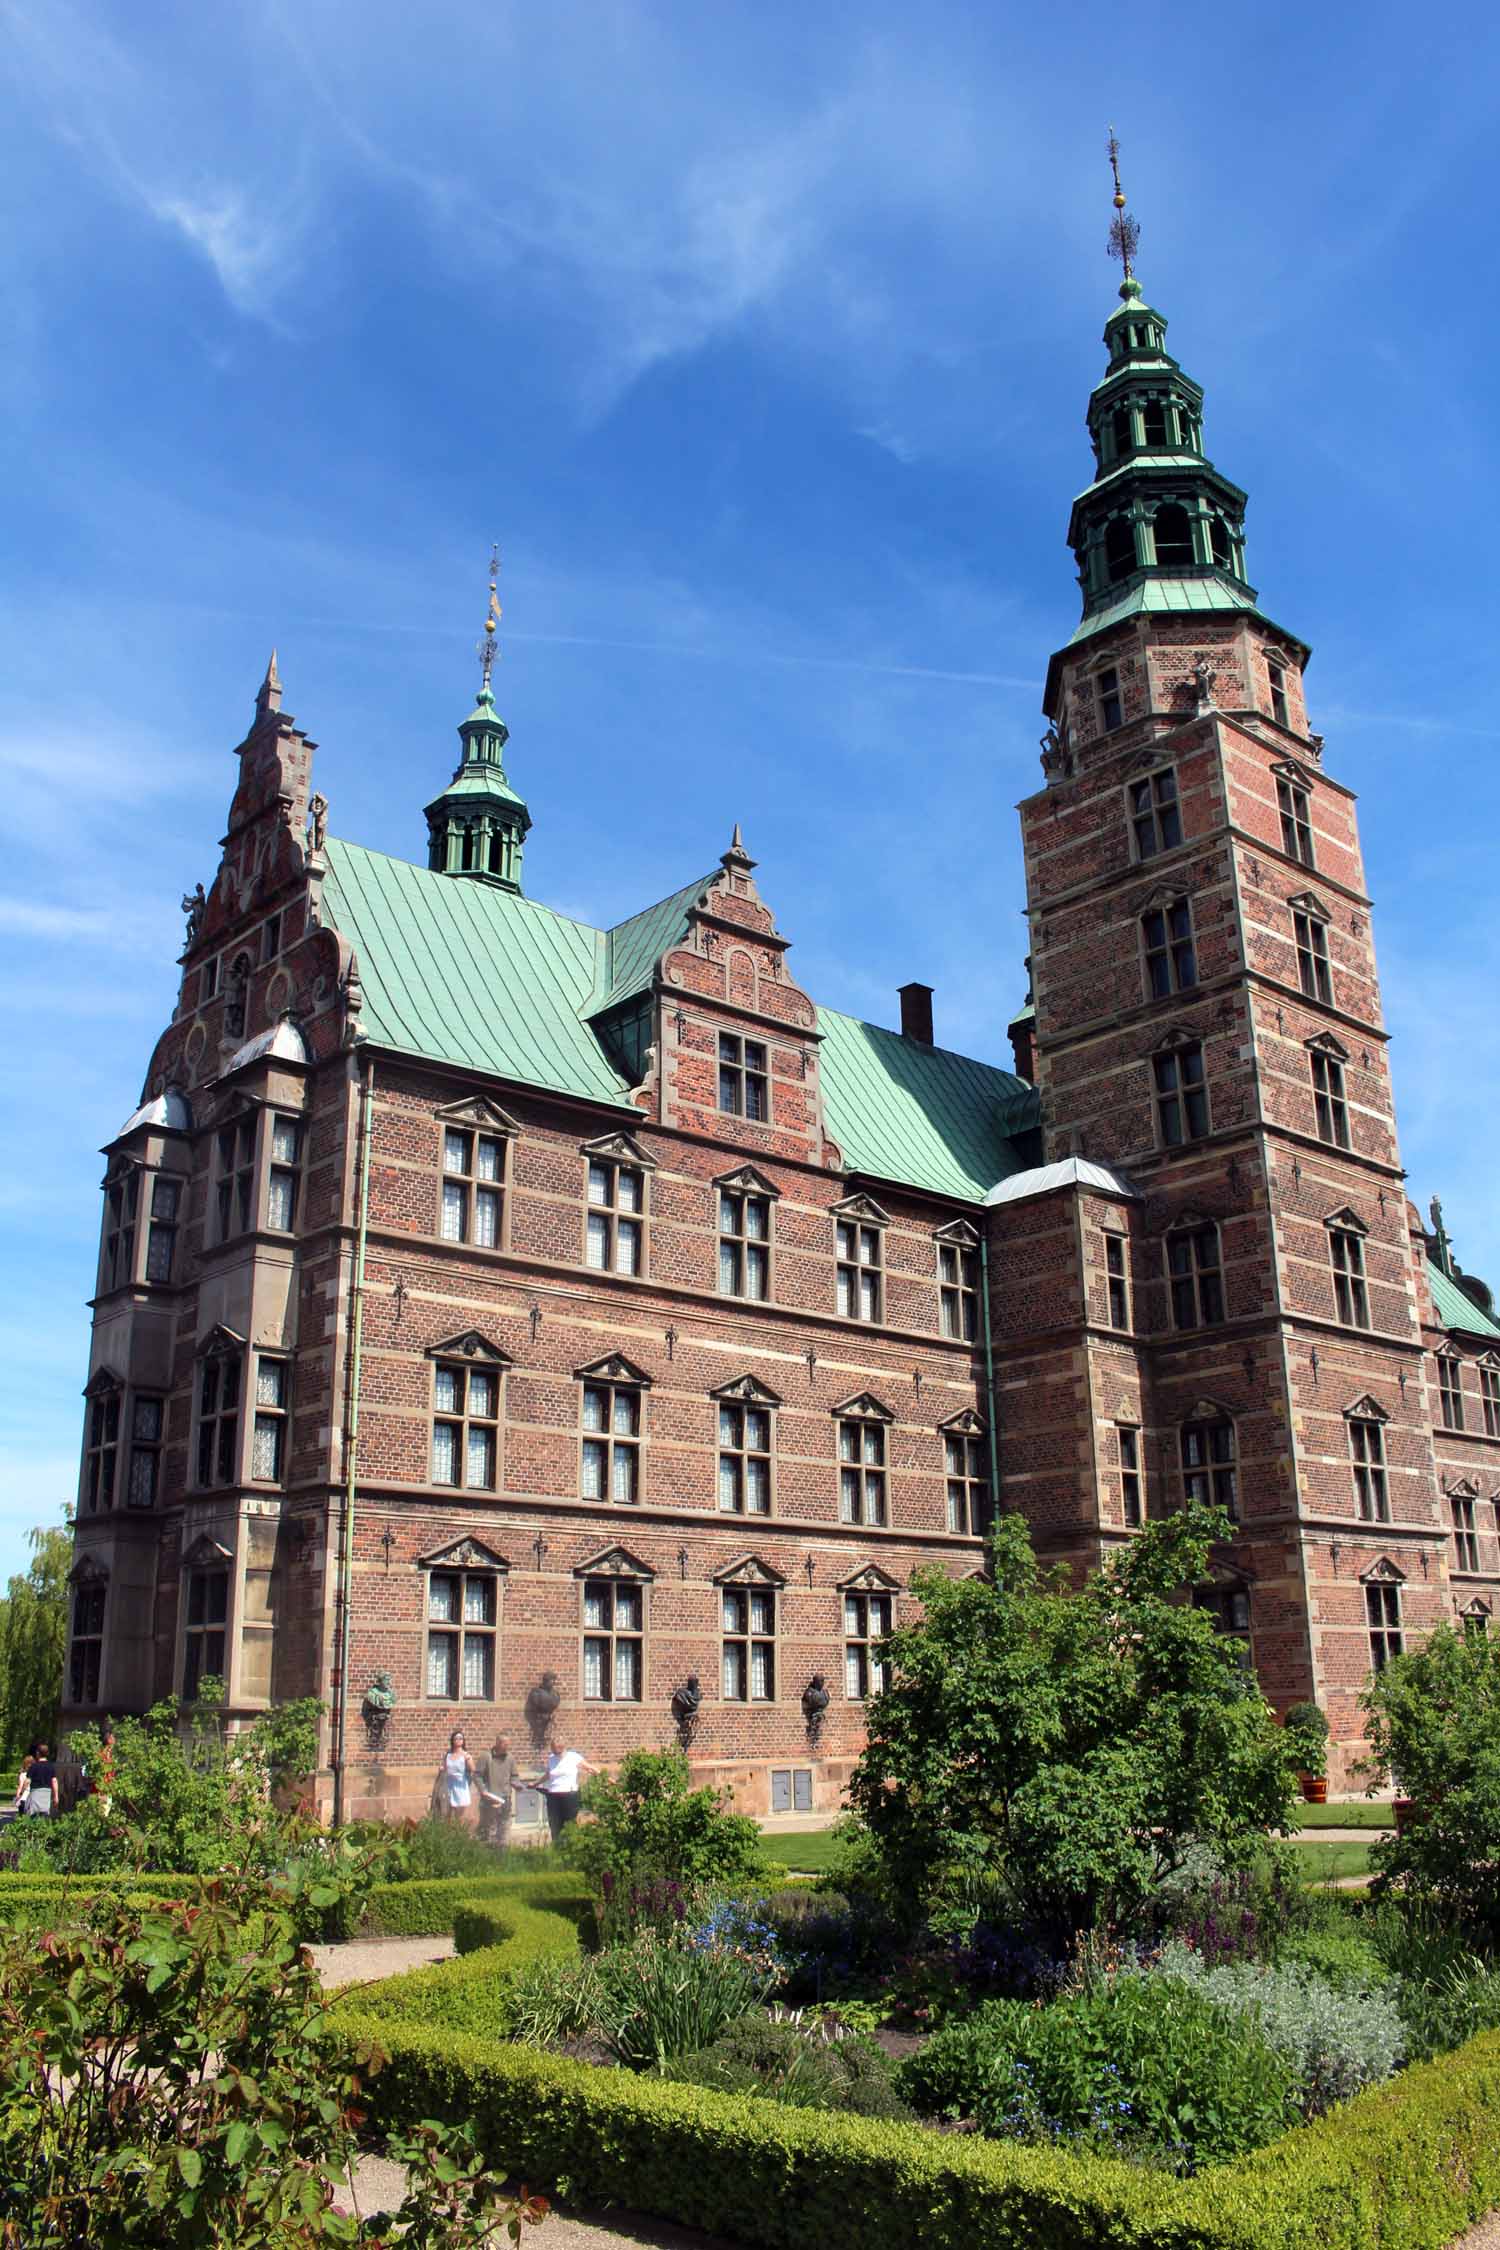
[[3, 0, 1497, 1583]]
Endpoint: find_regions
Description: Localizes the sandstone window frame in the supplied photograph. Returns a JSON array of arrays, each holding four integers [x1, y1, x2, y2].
[[1127, 764, 1183, 861], [1097, 663, 1124, 733], [1438, 1350, 1466, 1434], [436, 1099, 519, 1252], [266, 1114, 302, 1234], [100, 1163, 142, 1292], [1180, 1407, 1239, 1522], [833, 1195, 889, 1325], [718, 1031, 770, 1122], [935, 1220, 980, 1342], [1451, 1484, 1482, 1574], [144, 1169, 182, 1281], [80, 1370, 123, 1516], [940, 1410, 988, 1535], [834, 1392, 894, 1527], [1267, 659, 1291, 731], [1346, 1397, 1390, 1524], [716, 1166, 777, 1302], [1166, 1220, 1225, 1330], [1152, 1035, 1209, 1147], [250, 1353, 291, 1485], [1327, 1210, 1371, 1330], [213, 1111, 258, 1243], [68, 1565, 107, 1706], [574, 1547, 651, 1706], [193, 1328, 246, 1491], [1291, 896, 1333, 1005], [716, 1558, 783, 1703], [577, 1353, 651, 1506], [1364, 1567, 1404, 1672], [180, 1536, 233, 1702], [1481, 1356, 1500, 1439], [712, 1375, 780, 1517], [126, 1392, 164, 1509], [1104, 1231, 1131, 1330], [1141, 896, 1197, 1000], [581, 1133, 655, 1279], [1117, 1422, 1145, 1526], [427, 1330, 511, 1493], [1308, 1038, 1351, 1149], [421, 1537, 509, 1703], [1276, 772, 1315, 867], [840, 1567, 900, 1700], [1192, 1577, 1253, 1663]]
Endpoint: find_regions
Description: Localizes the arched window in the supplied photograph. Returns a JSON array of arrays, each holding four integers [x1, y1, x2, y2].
[[1105, 517, 1137, 585], [1153, 503, 1195, 569]]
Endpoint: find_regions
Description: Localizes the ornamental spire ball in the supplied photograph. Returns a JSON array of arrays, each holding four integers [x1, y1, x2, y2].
[[1106, 126, 1141, 291], [478, 541, 502, 692]]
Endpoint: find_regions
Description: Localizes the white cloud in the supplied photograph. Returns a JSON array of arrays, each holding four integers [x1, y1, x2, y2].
[[145, 188, 293, 319]]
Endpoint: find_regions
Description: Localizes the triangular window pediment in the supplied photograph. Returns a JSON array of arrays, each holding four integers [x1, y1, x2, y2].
[[211, 1091, 259, 1127], [712, 1553, 786, 1588], [183, 1534, 234, 1571], [831, 1193, 891, 1228], [580, 1130, 657, 1171], [1345, 1394, 1389, 1424], [1360, 1556, 1407, 1585], [1287, 890, 1331, 924], [1305, 1031, 1349, 1059], [82, 1367, 124, 1400], [575, 1352, 653, 1389], [710, 1373, 783, 1409], [831, 1390, 895, 1423], [1436, 1342, 1463, 1364], [68, 1553, 109, 1587], [1324, 1207, 1368, 1237], [1126, 748, 1171, 777], [1480, 1352, 1500, 1372], [427, 1329, 513, 1366], [103, 1154, 144, 1187], [1200, 1561, 1253, 1591], [435, 1095, 521, 1137], [714, 1163, 780, 1201], [938, 1407, 987, 1436], [1271, 757, 1318, 793], [1445, 1477, 1482, 1502], [1184, 1396, 1234, 1427], [1168, 1207, 1214, 1232], [933, 1219, 980, 1249], [836, 1563, 903, 1594], [200, 1325, 247, 1358], [418, 1536, 510, 1573], [1136, 880, 1193, 915], [1151, 1024, 1201, 1055], [575, 1545, 655, 1582], [1462, 1597, 1492, 1619]]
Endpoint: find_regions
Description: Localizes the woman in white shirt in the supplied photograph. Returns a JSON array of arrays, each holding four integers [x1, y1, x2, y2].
[[431, 1729, 475, 1822], [539, 1745, 590, 1840]]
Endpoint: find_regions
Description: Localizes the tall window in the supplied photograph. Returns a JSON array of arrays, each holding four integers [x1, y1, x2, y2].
[[102, 1172, 139, 1289], [1294, 911, 1332, 1004], [1277, 776, 1314, 866], [1366, 1582, 1403, 1672], [182, 1570, 228, 1699], [431, 1362, 499, 1489], [718, 1401, 772, 1515], [1453, 1495, 1481, 1574], [1119, 1425, 1144, 1527], [145, 1174, 181, 1281], [1268, 662, 1290, 730], [938, 1239, 979, 1341], [70, 1583, 106, 1705], [127, 1395, 164, 1509], [1130, 768, 1182, 859], [426, 1568, 498, 1699], [1168, 1224, 1225, 1329], [718, 1034, 769, 1121], [267, 1117, 301, 1233], [1154, 1043, 1208, 1145], [1105, 518, 1137, 585], [582, 1379, 641, 1503], [1350, 1416, 1389, 1523], [1330, 1227, 1370, 1328], [1182, 1418, 1238, 1521], [843, 1591, 892, 1699], [196, 1356, 241, 1488], [839, 1416, 888, 1525], [1104, 1234, 1131, 1329], [586, 1159, 644, 1276], [1097, 665, 1123, 732], [1142, 901, 1196, 997], [719, 1189, 770, 1299], [1193, 1582, 1252, 1660], [441, 1128, 504, 1247], [1482, 1361, 1500, 1438], [1153, 502, 1194, 567], [722, 1587, 775, 1701], [1310, 1050, 1350, 1147], [583, 1579, 643, 1701], [215, 1119, 256, 1242], [251, 1359, 290, 1482], [262, 912, 282, 962], [944, 1428, 987, 1535], [835, 1219, 883, 1323], [1438, 1355, 1465, 1433], [83, 1390, 120, 1514]]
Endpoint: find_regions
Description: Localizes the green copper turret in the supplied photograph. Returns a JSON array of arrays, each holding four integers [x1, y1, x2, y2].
[[424, 681, 532, 893]]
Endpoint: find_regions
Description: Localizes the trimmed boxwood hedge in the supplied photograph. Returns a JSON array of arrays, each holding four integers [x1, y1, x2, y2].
[[360, 1870, 592, 1937], [0, 1874, 200, 1927], [334, 1898, 581, 2038]]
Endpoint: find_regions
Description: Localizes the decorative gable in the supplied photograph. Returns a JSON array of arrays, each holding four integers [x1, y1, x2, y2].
[[938, 1407, 988, 1437], [710, 1373, 784, 1409], [1462, 1597, 1493, 1619], [1444, 1477, 1482, 1502], [574, 1545, 655, 1581], [435, 1095, 521, 1137], [712, 1553, 786, 1588], [836, 1563, 903, 1594], [199, 1324, 247, 1358], [426, 1329, 513, 1366], [831, 1391, 895, 1423], [1271, 756, 1319, 793], [1287, 890, 1331, 924], [830, 1192, 891, 1227], [1184, 1396, 1235, 1425], [574, 1352, 653, 1389], [1323, 1206, 1368, 1236], [1344, 1394, 1389, 1424], [580, 1129, 657, 1171], [418, 1535, 510, 1573], [714, 1163, 781, 1201], [1150, 1024, 1201, 1055], [1360, 1556, 1407, 1585], [933, 1218, 980, 1249], [183, 1534, 234, 1570], [1305, 1030, 1349, 1060], [68, 1553, 109, 1587], [82, 1367, 124, 1400]]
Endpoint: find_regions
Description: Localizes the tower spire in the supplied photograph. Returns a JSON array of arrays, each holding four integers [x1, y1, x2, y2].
[[478, 542, 502, 693], [1106, 128, 1140, 286], [424, 549, 531, 892]]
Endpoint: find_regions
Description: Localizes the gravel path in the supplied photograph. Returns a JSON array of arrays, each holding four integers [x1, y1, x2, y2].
[[308, 1934, 454, 1991]]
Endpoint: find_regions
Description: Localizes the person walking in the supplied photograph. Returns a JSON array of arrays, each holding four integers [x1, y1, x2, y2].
[[473, 1734, 517, 1851], [19, 1744, 58, 1818], [538, 1744, 590, 1841], [430, 1729, 475, 1823]]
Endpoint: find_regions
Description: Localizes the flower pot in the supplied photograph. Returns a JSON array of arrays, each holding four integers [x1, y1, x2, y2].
[[1393, 1796, 1415, 1836], [1299, 1774, 1328, 1805]]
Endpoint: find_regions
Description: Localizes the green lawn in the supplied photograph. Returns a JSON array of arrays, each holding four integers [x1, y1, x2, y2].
[[1288, 1838, 1375, 1882], [1295, 1801, 1395, 1830], [760, 1828, 845, 1875], [761, 1828, 1376, 1885]]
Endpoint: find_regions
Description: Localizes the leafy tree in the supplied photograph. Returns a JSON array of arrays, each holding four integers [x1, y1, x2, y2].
[[0, 1520, 71, 1768], [847, 1506, 1299, 1944], [561, 1747, 767, 1901], [1362, 1619, 1500, 1936]]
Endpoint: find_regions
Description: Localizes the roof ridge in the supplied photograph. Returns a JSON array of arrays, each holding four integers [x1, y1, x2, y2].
[[324, 835, 604, 940], [814, 1003, 1028, 1087]]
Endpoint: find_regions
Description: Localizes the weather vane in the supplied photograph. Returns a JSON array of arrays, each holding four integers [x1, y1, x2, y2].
[[1106, 127, 1140, 281], [478, 543, 502, 692]]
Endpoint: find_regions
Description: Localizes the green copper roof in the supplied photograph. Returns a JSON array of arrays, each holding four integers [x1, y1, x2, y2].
[[1065, 574, 1262, 646], [1427, 1259, 1500, 1343], [815, 1009, 1035, 1201], [321, 837, 1037, 1202]]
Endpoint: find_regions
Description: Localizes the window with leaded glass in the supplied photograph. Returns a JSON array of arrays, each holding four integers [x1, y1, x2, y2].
[[145, 1173, 181, 1281], [196, 1355, 241, 1488], [719, 1189, 770, 1299], [944, 1428, 986, 1535], [838, 1415, 887, 1525], [1330, 1227, 1370, 1329], [102, 1171, 139, 1289], [586, 1158, 644, 1275], [582, 1380, 640, 1503], [1119, 1424, 1144, 1526], [265, 1116, 301, 1233], [1310, 1049, 1350, 1147], [722, 1586, 775, 1700], [835, 1218, 882, 1322], [1483, 1361, 1500, 1438], [1193, 1582, 1251, 1656], [1350, 1416, 1389, 1523], [1277, 775, 1314, 865], [70, 1583, 105, 1705], [1453, 1494, 1481, 1574], [251, 1358, 290, 1483], [1439, 1354, 1465, 1432], [1104, 1234, 1131, 1330], [426, 1569, 497, 1700], [431, 1362, 500, 1490], [843, 1591, 892, 1699], [938, 1239, 978, 1341], [1181, 1418, 1238, 1521], [718, 1033, 769, 1120], [1366, 1581, 1403, 1671], [1294, 911, 1332, 1004], [583, 1579, 643, 1702], [83, 1389, 120, 1514], [441, 1128, 505, 1247], [718, 1401, 771, 1515], [215, 1118, 256, 1241], [127, 1395, 163, 1508], [1154, 1042, 1208, 1145], [182, 1570, 228, 1699], [1168, 1225, 1225, 1329], [1268, 663, 1290, 731], [1142, 900, 1196, 998], [1129, 768, 1181, 859]]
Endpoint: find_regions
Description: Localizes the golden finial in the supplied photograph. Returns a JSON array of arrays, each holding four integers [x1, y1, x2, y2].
[[1106, 127, 1140, 283], [478, 542, 502, 692]]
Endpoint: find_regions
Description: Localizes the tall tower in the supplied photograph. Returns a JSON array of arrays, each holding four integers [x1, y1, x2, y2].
[[1011, 148, 1449, 1774], [425, 549, 532, 890]]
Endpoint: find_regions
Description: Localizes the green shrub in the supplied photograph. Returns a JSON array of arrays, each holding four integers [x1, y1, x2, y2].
[[594, 1926, 775, 2072], [562, 1749, 767, 1902], [1273, 1923, 1391, 1991], [378, 1818, 553, 1883], [1361, 1620, 1500, 1938], [333, 1896, 581, 2041], [662, 2011, 911, 2119], [1398, 1956, 1500, 2063], [454, 1905, 512, 1956], [361, 1869, 591, 1937], [1145, 1941, 1404, 2112], [898, 1975, 1297, 2169]]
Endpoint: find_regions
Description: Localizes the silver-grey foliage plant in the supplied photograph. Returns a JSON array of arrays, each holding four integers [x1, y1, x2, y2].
[[1146, 1939, 1405, 2112]]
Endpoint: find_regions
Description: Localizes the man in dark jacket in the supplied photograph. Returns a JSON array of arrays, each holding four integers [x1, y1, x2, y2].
[[473, 1734, 516, 1850]]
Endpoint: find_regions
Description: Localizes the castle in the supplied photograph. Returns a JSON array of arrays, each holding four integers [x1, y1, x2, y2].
[[66, 254, 1500, 1823]]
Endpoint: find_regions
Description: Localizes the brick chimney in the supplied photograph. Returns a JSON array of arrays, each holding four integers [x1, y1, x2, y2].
[[898, 982, 934, 1044]]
